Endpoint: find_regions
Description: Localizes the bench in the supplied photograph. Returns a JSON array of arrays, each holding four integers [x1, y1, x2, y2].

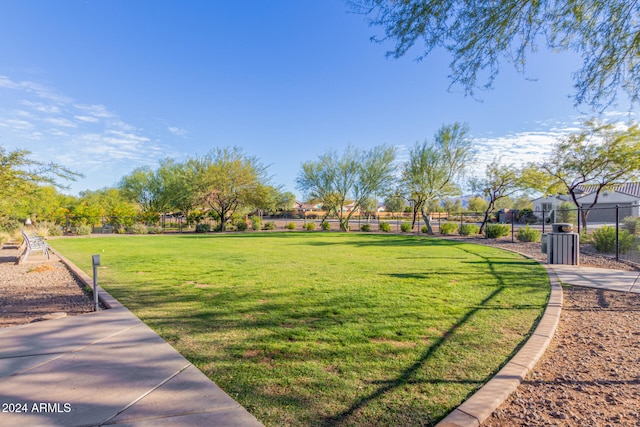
[[20, 229, 50, 263]]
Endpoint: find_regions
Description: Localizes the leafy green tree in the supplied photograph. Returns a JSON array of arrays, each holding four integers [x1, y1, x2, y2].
[[538, 120, 640, 229], [158, 159, 201, 223], [119, 166, 168, 223], [297, 145, 397, 231], [513, 196, 533, 211], [383, 191, 407, 213], [275, 191, 296, 212], [193, 147, 268, 231], [402, 123, 474, 233], [467, 196, 488, 213], [360, 196, 379, 220], [442, 198, 462, 213], [0, 146, 80, 225], [471, 161, 531, 234], [251, 186, 296, 215], [352, 0, 640, 108]]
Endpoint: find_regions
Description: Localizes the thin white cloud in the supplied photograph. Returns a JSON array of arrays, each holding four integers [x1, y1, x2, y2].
[[44, 117, 77, 128], [21, 100, 61, 114], [74, 103, 114, 118], [0, 118, 34, 130], [168, 126, 188, 137], [0, 75, 71, 104], [74, 115, 100, 123], [0, 75, 179, 194]]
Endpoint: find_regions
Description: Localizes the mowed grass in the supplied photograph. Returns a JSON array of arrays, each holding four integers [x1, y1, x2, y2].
[[50, 233, 549, 426]]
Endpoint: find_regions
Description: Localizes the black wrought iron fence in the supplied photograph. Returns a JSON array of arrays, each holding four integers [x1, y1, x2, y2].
[[19, 205, 639, 266]]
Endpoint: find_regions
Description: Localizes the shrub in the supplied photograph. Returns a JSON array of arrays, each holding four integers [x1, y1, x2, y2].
[[421, 225, 429, 233], [440, 222, 458, 235], [147, 226, 164, 234], [360, 223, 371, 232], [195, 223, 210, 233], [131, 223, 148, 234], [116, 227, 128, 234], [305, 222, 316, 230], [459, 223, 480, 236], [250, 216, 262, 231], [622, 216, 640, 236], [587, 225, 635, 253], [321, 221, 331, 231], [264, 221, 276, 230], [379, 221, 391, 232], [35, 222, 57, 237], [0, 219, 20, 233], [76, 224, 92, 236], [286, 222, 296, 230], [47, 226, 63, 237], [400, 222, 412, 232], [516, 208, 536, 224], [517, 225, 541, 242], [486, 224, 510, 238], [235, 220, 248, 231]]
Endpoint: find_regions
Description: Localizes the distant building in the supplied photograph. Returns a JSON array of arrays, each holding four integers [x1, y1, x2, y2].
[[532, 183, 640, 223]]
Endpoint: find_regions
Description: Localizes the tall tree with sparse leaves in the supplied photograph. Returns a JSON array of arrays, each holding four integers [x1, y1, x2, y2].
[[351, 0, 640, 109], [538, 120, 640, 230], [297, 145, 397, 231], [402, 122, 474, 234]]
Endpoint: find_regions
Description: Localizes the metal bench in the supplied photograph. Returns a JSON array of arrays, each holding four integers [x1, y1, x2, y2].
[[20, 229, 50, 263]]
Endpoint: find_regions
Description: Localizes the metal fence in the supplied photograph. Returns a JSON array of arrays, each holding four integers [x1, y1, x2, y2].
[[27, 205, 640, 266]]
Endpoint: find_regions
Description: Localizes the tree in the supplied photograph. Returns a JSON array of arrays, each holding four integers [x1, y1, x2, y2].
[[158, 159, 201, 223], [193, 147, 268, 231], [467, 196, 488, 213], [275, 191, 296, 212], [297, 145, 397, 231], [470, 161, 532, 234], [538, 120, 640, 229], [251, 186, 296, 215], [383, 190, 407, 213], [442, 198, 462, 213], [0, 146, 80, 225], [402, 122, 474, 233], [352, 0, 640, 109], [118, 166, 168, 223], [77, 188, 138, 229]]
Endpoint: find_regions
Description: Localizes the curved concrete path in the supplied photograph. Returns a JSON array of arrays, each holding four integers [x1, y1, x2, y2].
[[0, 252, 263, 427], [550, 264, 640, 293]]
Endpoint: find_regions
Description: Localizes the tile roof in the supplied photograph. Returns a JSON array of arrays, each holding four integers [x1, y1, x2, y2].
[[576, 182, 640, 198]]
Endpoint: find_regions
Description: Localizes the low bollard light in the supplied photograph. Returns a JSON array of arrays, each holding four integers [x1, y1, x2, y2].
[[92, 254, 100, 311]]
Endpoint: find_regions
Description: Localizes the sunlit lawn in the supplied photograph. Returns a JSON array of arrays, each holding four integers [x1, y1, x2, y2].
[[50, 232, 549, 426]]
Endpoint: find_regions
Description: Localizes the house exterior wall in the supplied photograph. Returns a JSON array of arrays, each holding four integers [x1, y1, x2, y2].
[[583, 203, 635, 223], [576, 191, 639, 205]]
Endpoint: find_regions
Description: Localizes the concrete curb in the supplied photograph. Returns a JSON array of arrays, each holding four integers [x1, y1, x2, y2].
[[437, 258, 563, 427]]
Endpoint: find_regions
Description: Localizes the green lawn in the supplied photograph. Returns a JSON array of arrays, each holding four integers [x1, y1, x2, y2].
[[50, 233, 549, 426]]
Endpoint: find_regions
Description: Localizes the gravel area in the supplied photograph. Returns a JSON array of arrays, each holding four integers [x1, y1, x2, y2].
[[2, 236, 640, 426], [0, 244, 95, 328]]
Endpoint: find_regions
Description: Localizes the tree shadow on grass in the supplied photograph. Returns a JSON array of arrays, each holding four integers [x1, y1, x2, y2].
[[320, 286, 507, 426]]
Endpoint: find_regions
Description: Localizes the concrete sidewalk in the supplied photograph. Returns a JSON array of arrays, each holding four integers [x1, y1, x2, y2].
[[0, 253, 263, 427], [550, 264, 640, 293]]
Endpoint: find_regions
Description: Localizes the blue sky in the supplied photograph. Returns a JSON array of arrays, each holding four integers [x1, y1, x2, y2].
[[0, 1, 636, 198]]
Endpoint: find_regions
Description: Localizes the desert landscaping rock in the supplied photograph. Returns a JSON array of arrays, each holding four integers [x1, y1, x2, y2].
[[0, 246, 94, 328]]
